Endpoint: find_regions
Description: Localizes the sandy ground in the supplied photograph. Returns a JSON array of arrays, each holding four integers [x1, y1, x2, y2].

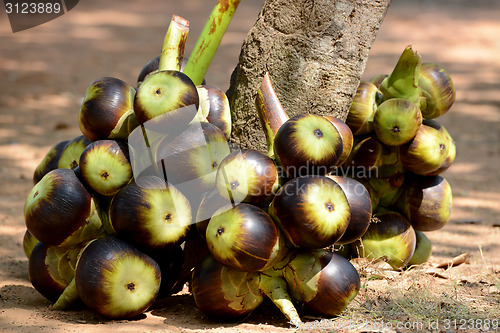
[[0, 0, 499, 332]]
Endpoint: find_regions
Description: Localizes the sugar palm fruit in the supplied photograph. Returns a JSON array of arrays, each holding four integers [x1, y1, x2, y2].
[[192, 254, 264, 321], [283, 249, 360, 317], [373, 98, 422, 146], [399, 124, 450, 175], [346, 81, 380, 135], [418, 62, 456, 119], [78, 77, 136, 142]]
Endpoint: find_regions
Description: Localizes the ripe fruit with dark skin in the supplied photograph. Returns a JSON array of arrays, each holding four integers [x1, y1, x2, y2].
[[373, 98, 422, 146], [284, 249, 360, 317], [346, 81, 380, 135], [206, 203, 287, 272], [269, 176, 351, 249], [197, 85, 232, 140], [324, 116, 354, 166], [110, 178, 192, 251], [273, 114, 343, 178], [74, 236, 161, 320], [355, 211, 416, 270], [192, 254, 264, 321], [133, 70, 199, 126], [399, 174, 452, 232], [399, 124, 449, 175], [78, 139, 132, 196], [33, 140, 69, 184], [407, 230, 432, 266], [327, 175, 372, 244], [419, 62, 456, 119], [57, 135, 92, 170], [78, 77, 136, 142], [215, 149, 279, 207], [24, 168, 93, 247]]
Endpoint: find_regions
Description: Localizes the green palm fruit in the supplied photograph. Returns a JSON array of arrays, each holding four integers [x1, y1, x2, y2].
[[373, 98, 422, 146], [355, 211, 416, 270], [423, 119, 456, 175], [407, 230, 432, 266], [399, 124, 449, 175]]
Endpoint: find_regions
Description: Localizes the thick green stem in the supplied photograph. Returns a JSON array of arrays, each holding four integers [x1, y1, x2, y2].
[[379, 45, 422, 104], [255, 73, 290, 157], [158, 15, 190, 72], [259, 274, 302, 327], [183, 0, 242, 85]]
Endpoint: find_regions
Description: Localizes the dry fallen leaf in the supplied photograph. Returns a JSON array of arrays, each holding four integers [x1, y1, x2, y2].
[[434, 252, 469, 269]]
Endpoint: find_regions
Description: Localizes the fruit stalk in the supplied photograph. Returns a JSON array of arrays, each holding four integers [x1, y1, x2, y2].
[[379, 45, 422, 104], [258, 273, 301, 326], [138, 16, 190, 177], [158, 15, 190, 72], [255, 73, 290, 157], [182, 0, 242, 85]]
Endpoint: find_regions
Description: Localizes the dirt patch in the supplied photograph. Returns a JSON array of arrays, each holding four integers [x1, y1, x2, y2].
[[1, 1, 499, 332]]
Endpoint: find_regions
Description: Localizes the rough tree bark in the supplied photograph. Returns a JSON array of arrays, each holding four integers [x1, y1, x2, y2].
[[226, 0, 392, 151]]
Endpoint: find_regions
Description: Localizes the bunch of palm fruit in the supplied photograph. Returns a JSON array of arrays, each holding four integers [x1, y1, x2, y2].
[[21, 0, 456, 325], [337, 45, 456, 270], [190, 72, 373, 325], [21, 1, 367, 326], [22, 3, 239, 321]]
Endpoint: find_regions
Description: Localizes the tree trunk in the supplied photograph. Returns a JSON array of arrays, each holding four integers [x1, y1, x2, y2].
[[226, 0, 392, 151]]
